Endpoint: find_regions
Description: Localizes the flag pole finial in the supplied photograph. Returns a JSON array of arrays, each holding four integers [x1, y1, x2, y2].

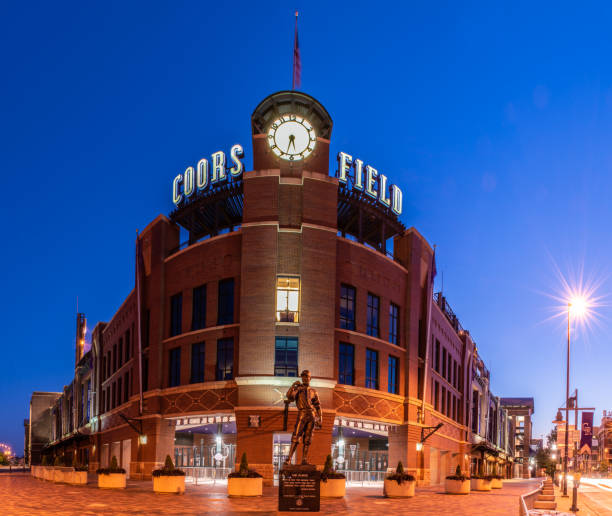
[[292, 11, 301, 89]]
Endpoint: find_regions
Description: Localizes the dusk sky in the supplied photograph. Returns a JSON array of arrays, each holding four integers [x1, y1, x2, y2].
[[2, 1, 612, 452]]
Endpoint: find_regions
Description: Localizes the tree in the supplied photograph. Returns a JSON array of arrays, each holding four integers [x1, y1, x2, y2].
[[535, 447, 552, 471], [0, 453, 8, 466]]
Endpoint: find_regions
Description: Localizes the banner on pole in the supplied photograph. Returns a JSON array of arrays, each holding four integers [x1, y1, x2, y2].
[[580, 411, 594, 449]]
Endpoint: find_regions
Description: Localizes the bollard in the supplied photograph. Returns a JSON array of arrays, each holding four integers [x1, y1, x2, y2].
[[570, 484, 579, 512]]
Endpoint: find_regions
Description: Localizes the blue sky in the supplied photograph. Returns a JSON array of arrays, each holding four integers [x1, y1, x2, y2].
[[2, 1, 612, 452]]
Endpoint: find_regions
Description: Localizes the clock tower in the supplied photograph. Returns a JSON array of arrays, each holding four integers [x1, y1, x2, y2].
[[250, 90, 333, 176]]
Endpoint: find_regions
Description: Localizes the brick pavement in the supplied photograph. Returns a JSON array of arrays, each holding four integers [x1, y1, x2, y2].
[[0, 473, 541, 516]]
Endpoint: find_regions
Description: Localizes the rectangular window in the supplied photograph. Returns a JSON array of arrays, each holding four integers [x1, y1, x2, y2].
[[170, 293, 183, 337], [113, 344, 117, 373], [434, 381, 439, 411], [190, 342, 205, 383], [118, 338, 123, 368], [112, 382, 116, 409], [142, 356, 149, 391], [435, 339, 440, 372], [389, 303, 399, 345], [169, 347, 181, 387], [125, 330, 130, 362], [276, 277, 300, 323], [101, 389, 105, 415], [217, 279, 234, 325], [86, 380, 91, 421], [216, 338, 234, 380], [441, 386, 446, 415], [338, 342, 355, 385], [124, 371, 129, 403], [274, 337, 298, 376], [442, 348, 447, 380], [117, 377, 122, 406], [144, 309, 150, 348], [102, 356, 107, 381], [366, 294, 380, 337], [192, 284, 207, 330], [447, 390, 451, 418], [339, 284, 356, 330], [365, 348, 379, 389], [388, 356, 399, 394]]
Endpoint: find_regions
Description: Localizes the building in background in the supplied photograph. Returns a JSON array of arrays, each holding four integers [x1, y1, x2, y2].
[[501, 398, 535, 478], [28, 90, 528, 485], [596, 411, 612, 471], [27, 392, 61, 466]]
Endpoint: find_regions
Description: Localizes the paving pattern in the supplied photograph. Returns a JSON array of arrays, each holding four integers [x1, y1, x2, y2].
[[0, 473, 542, 515]]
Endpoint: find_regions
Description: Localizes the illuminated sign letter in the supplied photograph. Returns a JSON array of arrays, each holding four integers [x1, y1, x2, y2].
[[211, 151, 226, 184], [184, 166, 195, 198], [365, 165, 378, 199], [172, 174, 183, 205], [391, 184, 403, 216], [229, 144, 244, 177], [379, 174, 391, 207], [196, 158, 209, 191], [354, 159, 364, 190], [337, 152, 352, 184]]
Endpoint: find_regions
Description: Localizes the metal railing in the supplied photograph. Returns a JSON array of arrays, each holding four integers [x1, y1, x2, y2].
[[182, 466, 232, 485], [519, 479, 543, 516], [343, 470, 386, 485]]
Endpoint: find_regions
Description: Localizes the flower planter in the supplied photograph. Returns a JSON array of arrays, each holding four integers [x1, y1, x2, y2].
[[320, 478, 346, 498], [383, 478, 416, 498], [68, 471, 88, 485], [53, 468, 67, 483], [31, 466, 39, 478], [445, 478, 470, 494], [98, 472, 127, 489], [153, 475, 185, 494], [491, 478, 503, 489], [227, 477, 263, 497], [470, 478, 492, 491]]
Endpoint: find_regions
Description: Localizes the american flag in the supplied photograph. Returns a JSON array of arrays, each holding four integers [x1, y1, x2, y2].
[[292, 12, 301, 89]]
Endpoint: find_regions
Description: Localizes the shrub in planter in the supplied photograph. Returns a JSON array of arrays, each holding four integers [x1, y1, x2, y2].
[[152, 455, 186, 494], [320, 455, 346, 498], [490, 464, 503, 489], [97, 456, 126, 489], [68, 455, 88, 485], [227, 453, 263, 497], [445, 465, 470, 494], [384, 461, 416, 498], [470, 464, 493, 491]]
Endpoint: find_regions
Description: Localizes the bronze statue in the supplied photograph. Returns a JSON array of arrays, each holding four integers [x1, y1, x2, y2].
[[283, 370, 322, 465]]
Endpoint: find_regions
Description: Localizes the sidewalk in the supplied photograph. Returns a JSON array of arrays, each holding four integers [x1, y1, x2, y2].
[[553, 483, 599, 516], [1, 473, 541, 515]]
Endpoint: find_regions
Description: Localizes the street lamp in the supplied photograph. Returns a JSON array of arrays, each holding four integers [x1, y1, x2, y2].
[[562, 298, 588, 497]]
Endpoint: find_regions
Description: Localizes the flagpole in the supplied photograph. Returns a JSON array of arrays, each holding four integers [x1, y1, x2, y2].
[[292, 11, 298, 90]]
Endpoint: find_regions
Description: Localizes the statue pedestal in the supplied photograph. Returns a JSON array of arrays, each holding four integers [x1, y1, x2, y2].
[[278, 464, 320, 512]]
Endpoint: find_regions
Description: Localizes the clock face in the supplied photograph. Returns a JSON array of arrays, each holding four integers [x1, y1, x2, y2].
[[267, 115, 316, 161]]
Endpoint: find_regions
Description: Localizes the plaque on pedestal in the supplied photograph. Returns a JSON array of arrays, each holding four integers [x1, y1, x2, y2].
[[278, 464, 320, 512]]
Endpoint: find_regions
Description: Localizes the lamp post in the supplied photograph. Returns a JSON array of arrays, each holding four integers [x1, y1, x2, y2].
[[563, 302, 570, 498]]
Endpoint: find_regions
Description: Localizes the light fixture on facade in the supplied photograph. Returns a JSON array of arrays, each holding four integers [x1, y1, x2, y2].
[[139, 435, 147, 445], [416, 442, 423, 452]]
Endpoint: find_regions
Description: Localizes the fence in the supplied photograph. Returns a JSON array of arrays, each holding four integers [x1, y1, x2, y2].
[[344, 470, 387, 485], [181, 466, 232, 485]]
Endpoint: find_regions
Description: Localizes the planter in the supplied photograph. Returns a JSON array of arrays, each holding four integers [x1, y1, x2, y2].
[[31, 466, 39, 478], [153, 475, 185, 494], [491, 478, 503, 489], [384, 478, 416, 498], [470, 478, 492, 491], [43, 467, 54, 481], [227, 477, 263, 497], [320, 478, 346, 498], [68, 471, 88, 485], [98, 473, 127, 489], [445, 478, 470, 494]]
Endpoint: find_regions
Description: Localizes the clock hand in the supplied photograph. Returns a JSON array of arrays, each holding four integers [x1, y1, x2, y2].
[[287, 134, 296, 153]]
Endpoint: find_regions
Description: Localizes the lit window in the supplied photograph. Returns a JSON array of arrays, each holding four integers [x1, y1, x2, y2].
[[276, 277, 300, 323]]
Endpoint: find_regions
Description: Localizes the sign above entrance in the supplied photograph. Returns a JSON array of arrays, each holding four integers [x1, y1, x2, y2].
[[172, 144, 245, 206], [336, 151, 403, 216]]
